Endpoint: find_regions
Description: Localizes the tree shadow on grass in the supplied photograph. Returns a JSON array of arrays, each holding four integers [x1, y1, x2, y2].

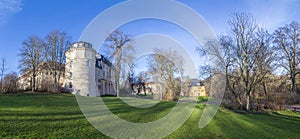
[[102, 97, 176, 123], [211, 110, 300, 138]]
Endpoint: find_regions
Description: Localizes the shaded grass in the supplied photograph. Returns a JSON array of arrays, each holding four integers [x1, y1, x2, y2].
[[103, 97, 176, 123], [0, 94, 300, 138], [0, 94, 107, 138]]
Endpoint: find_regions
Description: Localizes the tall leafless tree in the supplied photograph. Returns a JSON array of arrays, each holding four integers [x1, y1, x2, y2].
[[18, 36, 43, 92], [273, 21, 300, 93], [229, 13, 262, 110], [147, 48, 184, 100], [104, 30, 134, 97], [43, 30, 71, 93], [253, 28, 275, 103], [0, 57, 7, 93], [126, 55, 136, 94], [197, 35, 244, 108], [197, 13, 274, 111]]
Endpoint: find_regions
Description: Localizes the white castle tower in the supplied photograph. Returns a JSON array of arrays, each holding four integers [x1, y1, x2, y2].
[[65, 41, 97, 96]]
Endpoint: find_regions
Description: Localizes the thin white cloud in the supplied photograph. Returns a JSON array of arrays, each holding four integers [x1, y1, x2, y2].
[[247, 0, 296, 31], [0, 0, 22, 25]]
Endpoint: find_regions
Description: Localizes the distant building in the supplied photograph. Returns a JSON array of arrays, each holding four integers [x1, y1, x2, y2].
[[188, 79, 206, 97], [17, 61, 65, 92], [132, 82, 163, 95]]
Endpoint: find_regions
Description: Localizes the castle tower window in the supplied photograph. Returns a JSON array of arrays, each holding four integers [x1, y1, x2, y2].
[[87, 60, 90, 67]]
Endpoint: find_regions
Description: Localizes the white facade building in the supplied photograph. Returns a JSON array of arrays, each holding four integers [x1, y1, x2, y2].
[[64, 41, 116, 96]]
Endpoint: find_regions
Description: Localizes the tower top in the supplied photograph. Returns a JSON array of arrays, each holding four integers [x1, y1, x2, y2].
[[71, 41, 92, 48]]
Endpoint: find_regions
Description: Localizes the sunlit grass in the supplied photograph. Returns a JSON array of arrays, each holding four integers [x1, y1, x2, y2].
[[0, 94, 300, 138]]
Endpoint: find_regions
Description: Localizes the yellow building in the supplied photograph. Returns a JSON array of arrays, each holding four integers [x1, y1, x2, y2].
[[188, 80, 206, 97]]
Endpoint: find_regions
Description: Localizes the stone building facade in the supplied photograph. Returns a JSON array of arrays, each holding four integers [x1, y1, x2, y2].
[[17, 61, 65, 92], [65, 41, 116, 96]]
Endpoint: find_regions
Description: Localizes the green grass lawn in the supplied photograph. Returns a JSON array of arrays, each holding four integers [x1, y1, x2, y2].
[[0, 94, 300, 138]]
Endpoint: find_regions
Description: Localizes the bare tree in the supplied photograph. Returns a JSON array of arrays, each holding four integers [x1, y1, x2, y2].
[[273, 21, 300, 93], [43, 30, 71, 93], [18, 36, 43, 92], [227, 14, 276, 111], [147, 48, 184, 101], [104, 30, 134, 97], [229, 13, 268, 111], [253, 28, 275, 105], [197, 36, 242, 109], [197, 13, 274, 111], [2, 72, 18, 93], [127, 59, 136, 94], [0, 57, 7, 93], [134, 71, 149, 96]]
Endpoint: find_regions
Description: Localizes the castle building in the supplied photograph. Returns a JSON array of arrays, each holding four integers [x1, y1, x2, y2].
[[18, 41, 116, 96], [65, 41, 116, 96]]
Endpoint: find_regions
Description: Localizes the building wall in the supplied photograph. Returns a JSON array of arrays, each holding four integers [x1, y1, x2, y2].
[[189, 86, 206, 97], [17, 63, 66, 92], [65, 41, 116, 97], [95, 67, 116, 96], [65, 42, 97, 96]]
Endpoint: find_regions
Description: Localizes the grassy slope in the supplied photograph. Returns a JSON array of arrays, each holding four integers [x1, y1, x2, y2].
[[0, 94, 300, 138]]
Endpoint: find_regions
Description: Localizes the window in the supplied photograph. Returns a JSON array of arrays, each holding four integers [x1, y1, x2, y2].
[[69, 82, 73, 88], [86, 60, 90, 67], [70, 61, 73, 68], [98, 61, 101, 67], [70, 72, 73, 78]]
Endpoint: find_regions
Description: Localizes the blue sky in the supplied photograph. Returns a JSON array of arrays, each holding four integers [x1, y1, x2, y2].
[[0, 0, 300, 74]]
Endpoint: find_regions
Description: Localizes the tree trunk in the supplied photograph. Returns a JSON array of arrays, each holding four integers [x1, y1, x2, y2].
[[116, 48, 122, 97], [0, 78, 2, 93], [143, 83, 146, 96], [54, 71, 58, 93], [291, 76, 296, 93], [263, 82, 268, 107], [0, 71, 3, 93], [237, 96, 243, 110], [245, 93, 250, 111], [32, 75, 36, 92]]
